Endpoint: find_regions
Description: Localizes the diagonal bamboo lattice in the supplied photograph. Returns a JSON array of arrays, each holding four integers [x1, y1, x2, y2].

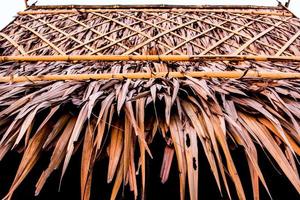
[[0, 5, 300, 58]]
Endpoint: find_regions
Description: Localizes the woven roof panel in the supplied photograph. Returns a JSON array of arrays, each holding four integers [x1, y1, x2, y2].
[[0, 6, 300, 57], [0, 6, 300, 200]]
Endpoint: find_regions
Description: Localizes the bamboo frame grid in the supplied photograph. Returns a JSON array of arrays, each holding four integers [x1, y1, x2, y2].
[[144, 12, 263, 56], [1, 7, 299, 58], [23, 15, 134, 55]]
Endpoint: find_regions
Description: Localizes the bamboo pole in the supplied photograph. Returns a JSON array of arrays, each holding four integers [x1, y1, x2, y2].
[[1, 71, 300, 83], [28, 5, 282, 10], [24, 0, 28, 8], [1, 55, 300, 62], [17, 9, 292, 16]]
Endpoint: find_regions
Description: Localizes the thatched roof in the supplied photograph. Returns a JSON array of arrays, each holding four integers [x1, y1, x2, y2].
[[0, 4, 299, 200]]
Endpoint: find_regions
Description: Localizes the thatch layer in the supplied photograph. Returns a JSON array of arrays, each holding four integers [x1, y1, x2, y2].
[[0, 5, 300, 200], [0, 60, 299, 199]]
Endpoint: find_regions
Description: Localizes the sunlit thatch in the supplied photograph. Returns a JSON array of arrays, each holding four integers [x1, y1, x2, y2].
[[0, 4, 299, 200]]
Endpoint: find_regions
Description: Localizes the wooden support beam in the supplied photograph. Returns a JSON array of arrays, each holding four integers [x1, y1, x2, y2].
[[1, 70, 299, 83]]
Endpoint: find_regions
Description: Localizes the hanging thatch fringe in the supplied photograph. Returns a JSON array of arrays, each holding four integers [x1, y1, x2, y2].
[[0, 60, 299, 200], [1, 70, 300, 83], [1, 55, 300, 62]]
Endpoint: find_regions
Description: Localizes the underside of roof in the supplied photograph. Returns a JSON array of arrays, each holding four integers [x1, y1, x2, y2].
[[0, 4, 299, 200]]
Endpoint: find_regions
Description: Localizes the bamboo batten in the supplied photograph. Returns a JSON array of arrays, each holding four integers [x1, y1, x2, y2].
[[1, 71, 300, 83], [1, 55, 300, 62], [17, 9, 293, 16], [28, 5, 283, 10], [24, 0, 29, 8]]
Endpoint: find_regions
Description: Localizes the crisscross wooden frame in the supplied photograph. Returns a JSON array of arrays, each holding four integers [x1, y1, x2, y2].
[[0, 6, 299, 59], [17, 23, 66, 55], [0, 33, 27, 55], [25, 15, 124, 55]]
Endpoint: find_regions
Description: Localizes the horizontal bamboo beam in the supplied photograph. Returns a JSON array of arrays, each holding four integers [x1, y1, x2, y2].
[[18, 9, 292, 16], [1, 71, 300, 83], [29, 5, 282, 10], [1, 55, 300, 62]]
